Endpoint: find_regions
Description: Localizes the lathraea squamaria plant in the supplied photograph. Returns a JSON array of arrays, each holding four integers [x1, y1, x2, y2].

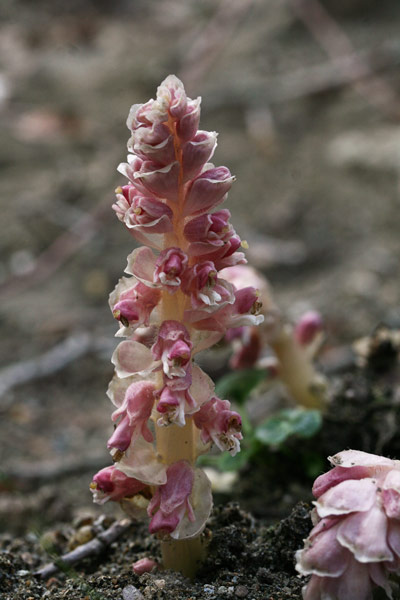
[[90, 75, 264, 576]]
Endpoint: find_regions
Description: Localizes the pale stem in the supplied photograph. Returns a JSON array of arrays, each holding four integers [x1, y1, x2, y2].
[[152, 113, 206, 574], [271, 325, 325, 409], [160, 536, 206, 579]]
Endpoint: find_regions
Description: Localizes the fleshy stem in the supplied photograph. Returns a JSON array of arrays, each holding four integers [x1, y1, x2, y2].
[[155, 114, 205, 577]]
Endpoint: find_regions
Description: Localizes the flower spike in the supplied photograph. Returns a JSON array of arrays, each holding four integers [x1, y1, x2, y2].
[[91, 75, 263, 577]]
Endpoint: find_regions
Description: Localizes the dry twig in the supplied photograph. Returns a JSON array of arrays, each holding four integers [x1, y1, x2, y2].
[[0, 332, 92, 403], [288, 0, 400, 119], [0, 197, 111, 302], [1, 456, 107, 492], [35, 518, 133, 579], [179, 0, 255, 90]]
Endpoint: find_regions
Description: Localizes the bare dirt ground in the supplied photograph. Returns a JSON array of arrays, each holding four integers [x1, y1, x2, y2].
[[1, 0, 400, 597]]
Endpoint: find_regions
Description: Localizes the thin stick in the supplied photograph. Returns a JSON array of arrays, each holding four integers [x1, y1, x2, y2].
[[35, 518, 132, 579], [288, 0, 400, 119], [0, 332, 92, 403], [178, 0, 255, 90], [1, 456, 107, 492], [0, 197, 111, 301]]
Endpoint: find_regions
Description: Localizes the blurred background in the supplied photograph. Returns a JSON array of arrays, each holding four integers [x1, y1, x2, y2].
[[1, 0, 400, 530]]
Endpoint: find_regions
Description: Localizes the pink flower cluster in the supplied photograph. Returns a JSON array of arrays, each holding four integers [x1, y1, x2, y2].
[[91, 75, 263, 541], [296, 450, 400, 600]]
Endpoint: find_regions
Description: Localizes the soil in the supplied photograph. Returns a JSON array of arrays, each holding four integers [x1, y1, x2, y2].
[[0, 503, 311, 600]]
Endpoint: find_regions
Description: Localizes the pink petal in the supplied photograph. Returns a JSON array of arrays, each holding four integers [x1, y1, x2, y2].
[[315, 478, 376, 518], [322, 559, 373, 600], [302, 575, 323, 600], [190, 365, 214, 407], [183, 167, 235, 217], [182, 131, 217, 181], [329, 450, 398, 470], [111, 341, 154, 378], [296, 523, 349, 577], [171, 468, 213, 540], [125, 247, 157, 285], [135, 161, 180, 201], [387, 520, 400, 558], [313, 465, 372, 498], [176, 97, 201, 141], [337, 504, 393, 562], [159, 461, 194, 514], [294, 311, 323, 345], [368, 562, 393, 599], [117, 437, 167, 486]]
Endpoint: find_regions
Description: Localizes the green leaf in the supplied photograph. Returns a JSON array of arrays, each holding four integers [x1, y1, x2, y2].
[[254, 408, 322, 447], [215, 368, 266, 404], [198, 446, 253, 472]]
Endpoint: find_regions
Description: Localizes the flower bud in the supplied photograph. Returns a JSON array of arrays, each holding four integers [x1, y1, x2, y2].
[[91, 465, 146, 504], [183, 166, 235, 216]]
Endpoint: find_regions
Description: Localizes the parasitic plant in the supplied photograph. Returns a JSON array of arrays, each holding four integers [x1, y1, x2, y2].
[[296, 450, 400, 600], [90, 75, 263, 577], [222, 264, 326, 409]]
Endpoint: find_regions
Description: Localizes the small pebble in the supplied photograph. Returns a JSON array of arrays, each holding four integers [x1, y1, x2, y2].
[[72, 513, 94, 528], [235, 585, 249, 598], [154, 579, 165, 589], [68, 525, 94, 550], [122, 584, 145, 600], [203, 584, 215, 595], [217, 586, 229, 595], [16, 569, 30, 577]]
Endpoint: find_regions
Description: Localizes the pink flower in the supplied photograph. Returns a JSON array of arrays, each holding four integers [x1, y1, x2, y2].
[[157, 74, 188, 118], [156, 378, 196, 427], [153, 247, 188, 290], [148, 461, 195, 536], [107, 381, 155, 454], [151, 320, 192, 378], [181, 261, 235, 312], [193, 396, 242, 456], [183, 166, 235, 217], [90, 465, 146, 505], [131, 123, 175, 166], [296, 450, 400, 600], [182, 130, 218, 181], [187, 286, 264, 333], [229, 327, 262, 369], [133, 159, 181, 201], [294, 311, 323, 346], [176, 97, 201, 141], [110, 278, 161, 330], [146, 460, 212, 540], [183, 209, 244, 269], [113, 185, 173, 239]]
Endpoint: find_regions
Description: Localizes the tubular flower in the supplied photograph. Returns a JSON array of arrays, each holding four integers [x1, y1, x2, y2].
[[296, 450, 400, 600], [219, 264, 327, 409], [90, 465, 147, 505], [193, 396, 242, 456], [91, 75, 263, 560]]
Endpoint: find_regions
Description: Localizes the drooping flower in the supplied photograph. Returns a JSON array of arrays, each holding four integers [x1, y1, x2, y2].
[[148, 460, 212, 540], [151, 320, 193, 379], [296, 450, 400, 600], [193, 396, 242, 456], [90, 465, 147, 505], [107, 380, 155, 454], [294, 311, 323, 347]]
